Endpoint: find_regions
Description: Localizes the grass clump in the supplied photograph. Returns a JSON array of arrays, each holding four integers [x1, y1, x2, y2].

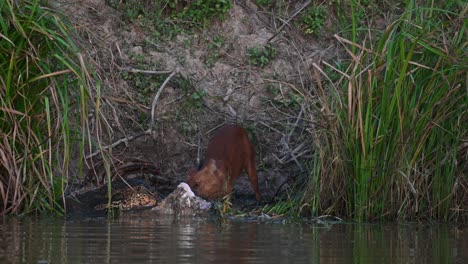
[[247, 44, 276, 68], [205, 35, 225, 67], [272, 0, 467, 221], [267, 83, 304, 110], [178, 0, 232, 25], [0, 0, 101, 214], [301, 4, 328, 34], [255, 0, 275, 8], [107, 0, 232, 39]]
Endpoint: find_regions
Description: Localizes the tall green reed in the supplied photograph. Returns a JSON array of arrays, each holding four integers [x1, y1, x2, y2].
[[283, 0, 466, 221], [0, 0, 102, 214]]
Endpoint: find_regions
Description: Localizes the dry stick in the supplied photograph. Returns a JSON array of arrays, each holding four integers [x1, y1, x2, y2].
[[205, 123, 226, 135], [287, 105, 304, 143], [120, 67, 173, 75], [85, 130, 152, 160], [322, 60, 350, 79], [266, 0, 312, 44], [150, 70, 178, 132], [334, 34, 375, 54], [86, 69, 177, 160], [258, 121, 282, 134], [284, 106, 305, 171], [312, 62, 343, 109], [398, 170, 417, 194]]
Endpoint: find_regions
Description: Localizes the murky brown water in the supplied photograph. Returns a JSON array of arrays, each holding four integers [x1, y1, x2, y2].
[[0, 211, 466, 264]]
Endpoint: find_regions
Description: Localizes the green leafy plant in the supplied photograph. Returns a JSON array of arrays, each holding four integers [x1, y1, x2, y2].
[[247, 44, 276, 68], [256, 0, 275, 7], [268, 84, 304, 109], [189, 90, 206, 108], [205, 35, 225, 67], [301, 5, 328, 34], [107, 0, 232, 39], [107, 0, 150, 21], [178, 0, 232, 25]]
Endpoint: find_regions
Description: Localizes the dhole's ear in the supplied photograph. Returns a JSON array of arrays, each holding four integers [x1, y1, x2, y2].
[[208, 159, 217, 172]]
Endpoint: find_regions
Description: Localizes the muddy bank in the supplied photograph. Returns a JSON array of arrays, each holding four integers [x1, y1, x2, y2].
[[64, 175, 269, 217], [51, 0, 330, 204]]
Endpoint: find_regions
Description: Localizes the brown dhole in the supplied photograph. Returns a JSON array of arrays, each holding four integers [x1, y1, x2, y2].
[[186, 124, 261, 201]]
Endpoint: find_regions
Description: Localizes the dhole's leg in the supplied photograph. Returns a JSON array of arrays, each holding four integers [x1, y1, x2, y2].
[[246, 154, 261, 201]]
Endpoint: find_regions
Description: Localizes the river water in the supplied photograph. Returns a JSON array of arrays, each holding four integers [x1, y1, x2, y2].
[[0, 210, 466, 263]]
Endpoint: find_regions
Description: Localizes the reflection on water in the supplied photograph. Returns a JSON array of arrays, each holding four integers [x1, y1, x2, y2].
[[0, 211, 466, 264]]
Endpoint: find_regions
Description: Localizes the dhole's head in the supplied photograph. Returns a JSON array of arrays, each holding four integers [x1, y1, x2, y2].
[[186, 159, 226, 199]]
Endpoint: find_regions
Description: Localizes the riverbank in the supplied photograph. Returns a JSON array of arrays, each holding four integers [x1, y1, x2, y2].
[[0, 0, 466, 222]]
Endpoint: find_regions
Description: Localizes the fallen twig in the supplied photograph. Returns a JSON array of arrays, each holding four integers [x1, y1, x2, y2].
[[287, 105, 304, 144], [120, 67, 173, 75], [85, 130, 152, 160], [87, 68, 178, 159], [267, 0, 312, 43], [150, 70, 178, 132]]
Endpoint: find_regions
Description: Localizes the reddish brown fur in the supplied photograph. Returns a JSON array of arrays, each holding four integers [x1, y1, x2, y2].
[[186, 124, 261, 201]]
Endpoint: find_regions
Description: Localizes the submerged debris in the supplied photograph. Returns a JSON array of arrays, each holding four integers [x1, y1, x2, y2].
[[153, 183, 212, 215]]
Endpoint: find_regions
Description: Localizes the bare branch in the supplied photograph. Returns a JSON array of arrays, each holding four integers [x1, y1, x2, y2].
[[150, 70, 178, 132], [85, 130, 152, 160], [267, 0, 312, 44], [120, 67, 173, 75]]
